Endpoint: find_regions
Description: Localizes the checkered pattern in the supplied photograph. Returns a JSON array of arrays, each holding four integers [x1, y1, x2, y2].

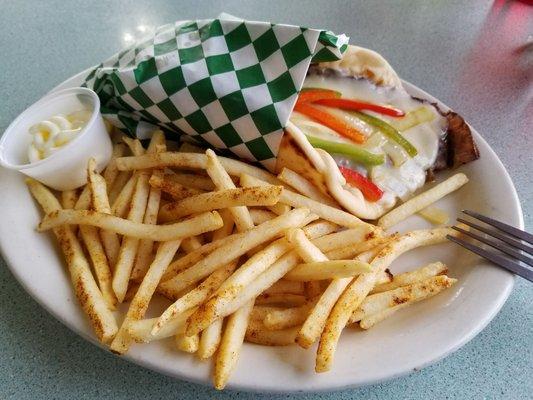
[[84, 18, 348, 170]]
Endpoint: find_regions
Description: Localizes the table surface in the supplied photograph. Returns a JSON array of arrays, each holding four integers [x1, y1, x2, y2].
[[1, 1, 531, 399]]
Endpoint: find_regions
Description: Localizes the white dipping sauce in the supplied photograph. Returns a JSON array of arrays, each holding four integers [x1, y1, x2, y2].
[[28, 110, 91, 162]]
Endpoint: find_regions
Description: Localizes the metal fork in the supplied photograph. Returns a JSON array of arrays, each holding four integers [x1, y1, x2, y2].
[[447, 210, 533, 282]]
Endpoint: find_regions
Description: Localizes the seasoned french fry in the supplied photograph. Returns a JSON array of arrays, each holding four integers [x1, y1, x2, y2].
[[122, 136, 145, 156], [370, 261, 447, 294], [285, 260, 372, 281], [255, 293, 307, 307], [175, 333, 200, 353], [249, 209, 277, 225], [61, 189, 78, 209], [185, 251, 301, 336], [115, 152, 282, 185], [181, 235, 204, 254], [110, 239, 182, 353], [166, 172, 215, 191], [351, 275, 456, 323], [153, 261, 238, 334], [263, 300, 317, 330], [84, 166, 121, 269], [158, 208, 312, 297], [128, 308, 196, 343], [39, 209, 223, 241], [149, 173, 203, 200], [198, 318, 224, 360], [205, 149, 254, 232], [245, 323, 299, 346], [278, 167, 338, 207], [325, 235, 392, 260], [378, 173, 468, 229], [214, 300, 254, 390], [360, 276, 457, 329], [312, 226, 377, 253], [159, 186, 283, 222], [111, 173, 138, 218], [240, 173, 369, 229], [131, 170, 163, 281], [112, 171, 151, 302], [315, 227, 461, 372], [103, 143, 127, 189], [26, 179, 118, 342], [263, 280, 305, 296], [108, 171, 132, 205]]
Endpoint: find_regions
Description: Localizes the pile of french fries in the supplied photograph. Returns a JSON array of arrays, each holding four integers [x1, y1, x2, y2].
[[28, 129, 468, 389]]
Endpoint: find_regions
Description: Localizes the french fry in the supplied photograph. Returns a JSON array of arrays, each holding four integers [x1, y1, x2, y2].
[[123, 282, 140, 302], [250, 306, 284, 321], [175, 333, 200, 353], [84, 165, 121, 269], [315, 227, 461, 372], [39, 209, 223, 241], [370, 261, 447, 294], [263, 280, 305, 295], [128, 308, 197, 343], [122, 136, 145, 156], [112, 171, 151, 302], [255, 293, 307, 307], [289, 228, 384, 350], [325, 235, 392, 260], [249, 209, 277, 225], [198, 318, 224, 360], [278, 167, 338, 207], [110, 239, 182, 353], [240, 173, 369, 229], [181, 235, 204, 253], [131, 170, 163, 281], [312, 226, 377, 253], [158, 208, 312, 297], [159, 186, 283, 222], [267, 202, 291, 216], [108, 171, 132, 205], [153, 261, 238, 334], [26, 179, 118, 342], [111, 173, 138, 218], [115, 152, 282, 185], [166, 172, 215, 191], [378, 173, 468, 229], [185, 251, 301, 336], [284, 260, 372, 281], [263, 300, 317, 330], [245, 323, 299, 346], [61, 189, 78, 209], [186, 221, 365, 336], [351, 275, 457, 323], [148, 173, 203, 201], [103, 143, 127, 189], [214, 300, 254, 390], [205, 149, 255, 232], [211, 208, 235, 241]]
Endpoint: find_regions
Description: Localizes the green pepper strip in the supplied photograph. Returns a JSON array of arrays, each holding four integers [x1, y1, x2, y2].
[[306, 135, 385, 166], [352, 111, 418, 157]]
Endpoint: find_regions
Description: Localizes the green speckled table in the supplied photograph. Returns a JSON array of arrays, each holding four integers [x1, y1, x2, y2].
[[1, 1, 531, 399]]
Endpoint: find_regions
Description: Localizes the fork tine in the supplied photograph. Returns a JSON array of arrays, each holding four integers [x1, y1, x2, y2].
[[447, 235, 533, 282], [452, 226, 533, 267], [462, 210, 533, 245], [457, 218, 533, 254]]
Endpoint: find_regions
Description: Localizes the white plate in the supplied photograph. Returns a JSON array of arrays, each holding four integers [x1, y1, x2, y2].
[[0, 69, 522, 392]]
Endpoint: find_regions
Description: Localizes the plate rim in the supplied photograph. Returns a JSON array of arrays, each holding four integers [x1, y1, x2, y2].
[[0, 66, 522, 393]]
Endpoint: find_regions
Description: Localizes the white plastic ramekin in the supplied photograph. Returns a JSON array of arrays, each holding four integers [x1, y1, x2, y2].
[[0, 87, 113, 190]]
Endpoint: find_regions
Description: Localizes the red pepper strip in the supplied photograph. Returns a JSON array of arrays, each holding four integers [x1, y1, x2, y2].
[[293, 103, 366, 143], [297, 89, 341, 104], [314, 98, 405, 117], [338, 166, 383, 202]]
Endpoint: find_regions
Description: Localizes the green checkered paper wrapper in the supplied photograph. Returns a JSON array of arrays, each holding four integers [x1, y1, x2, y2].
[[84, 16, 349, 170]]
